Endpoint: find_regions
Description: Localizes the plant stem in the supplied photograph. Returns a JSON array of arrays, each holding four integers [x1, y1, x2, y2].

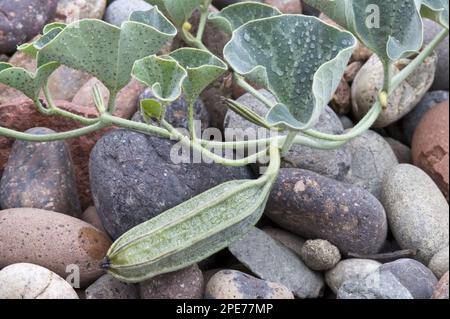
[[101, 113, 171, 138], [382, 61, 392, 94], [107, 91, 118, 113], [196, 0, 212, 41], [235, 74, 275, 109], [281, 131, 296, 156], [180, 27, 210, 52], [43, 84, 99, 125], [0, 122, 106, 142], [390, 28, 449, 94], [188, 99, 196, 140], [161, 120, 269, 167]]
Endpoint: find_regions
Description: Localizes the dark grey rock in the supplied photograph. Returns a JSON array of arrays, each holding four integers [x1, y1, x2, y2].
[[424, 19, 449, 90], [379, 259, 438, 299], [85, 274, 139, 299], [337, 269, 413, 299], [401, 91, 449, 145], [228, 227, 325, 299], [381, 164, 449, 264], [205, 269, 294, 299], [345, 130, 398, 199], [266, 168, 388, 255], [0, 0, 57, 54], [139, 264, 204, 299], [339, 115, 354, 129], [325, 259, 382, 294], [0, 127, 81, 216], [104, 0, 153, 26], [224, 90, 351, 180], [262, 226, 305, 256], [90, 128, 254, 239], [300, 239, 341, 271]]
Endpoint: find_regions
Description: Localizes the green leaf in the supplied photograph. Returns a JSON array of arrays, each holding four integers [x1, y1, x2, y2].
[[0, 62, 59, 101], [146, 0, 204, 26], [37, 7, 177, 94], [224, 15, 356, 130], [17, 22, 67, 58], [132, 55, 187, 102], [105, 176, 275, 283], [304, 0, 423, 62], [140, 98, 164, 121], [208, 1, 281, 34], [421, 0, 449, 29], [168, 48, 228, 102]]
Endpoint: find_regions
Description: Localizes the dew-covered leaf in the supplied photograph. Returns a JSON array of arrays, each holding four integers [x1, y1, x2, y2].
[[132, 55, 187, 102], [0, 62, 59, 101], [168, 48, 228, 102], [37, 7, 177, 94], [421, 0, 449, 29], [208, 1, 281, 34], [146, 0, 204, 27], [304, 0, 423, 62], [105, 175, 275, 283], [224, 15, 356, 130]]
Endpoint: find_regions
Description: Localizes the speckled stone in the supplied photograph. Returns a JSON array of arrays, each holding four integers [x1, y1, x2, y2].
[[381, 164, 449, 264], [0, 263, 78, 299], [0, 208, 112, 288], [224, 90, 351, 180], [228, 227, 324, 299], [139, 265, 204, 299], [379, 259, 438, 299], [205, 269, 294, 299], [402, 91, 449, 145], [429, 246, 449, 280], [352, 53, 438, 128], [424, 19, 449, 90], [85, 274, 138, 299], [104, 0, 153, 26], [432, 272, 449, 299], [300, 239, 341, 271], [0, 0, 57, 54], [55, 0, 107, 22], [81, 206, 107, 234], [325, 259, 382, 294], [337, 269, 413, 299], [345, 130, 398, 199], [262, 226, 305, 256], [0, 128, 81, 217], [266, 168, 388, 255], [412, 100, 449, 201]]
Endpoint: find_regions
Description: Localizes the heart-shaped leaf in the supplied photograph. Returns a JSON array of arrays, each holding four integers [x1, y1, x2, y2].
[[304, 0, 423, 63], [168, 48, 228, 102], [0, 62, 59, 101], [141, 98, 165, 121], [37, 7, 177, 94], [224, 15, 356, 130], [132, 55, 187, 102], [421, 0, 449, 29], [146, 0, 204, 27], [208, 1, 281, 34]]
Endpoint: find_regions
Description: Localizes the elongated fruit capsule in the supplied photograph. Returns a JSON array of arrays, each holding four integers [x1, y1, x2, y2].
[[103, 146, 280, 283]]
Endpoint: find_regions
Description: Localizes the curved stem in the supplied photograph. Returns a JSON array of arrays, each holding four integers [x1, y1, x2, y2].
[[281, 131, 296, 156], [180, 27, 210, 52], [102, 113, 171, 138], [235, 74, 275, 109], [0, 122, 106, 142], [161, 120, 269, 167], [196, 0, 212, 41], [390, 28, 449, 93], [43, 84, 99, 125]]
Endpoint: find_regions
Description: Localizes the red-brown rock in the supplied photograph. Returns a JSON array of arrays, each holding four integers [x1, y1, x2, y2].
[[0, 98, 110, 208], [412, 100, 449, 201], [432, 272, 449, 299]]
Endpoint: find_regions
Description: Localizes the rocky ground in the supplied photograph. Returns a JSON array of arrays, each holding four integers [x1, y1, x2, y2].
[[0, 0, 448, 299]]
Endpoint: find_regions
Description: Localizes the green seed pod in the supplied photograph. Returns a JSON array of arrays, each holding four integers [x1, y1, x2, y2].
[[104, 146, 280, 283]]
